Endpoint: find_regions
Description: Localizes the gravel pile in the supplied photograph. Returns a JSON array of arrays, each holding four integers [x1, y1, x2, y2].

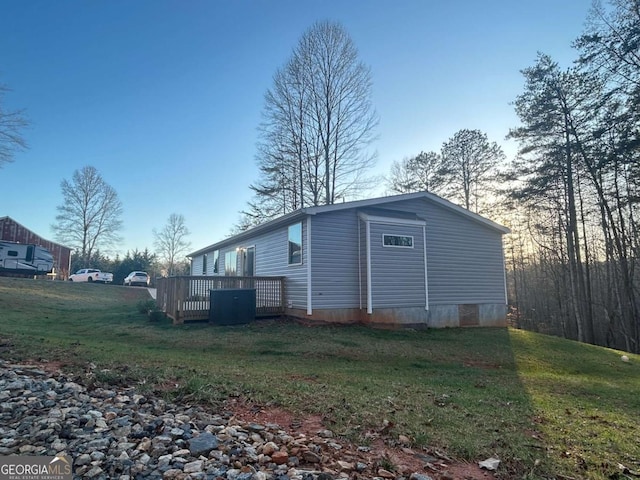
[[0, 360, 436, 480]]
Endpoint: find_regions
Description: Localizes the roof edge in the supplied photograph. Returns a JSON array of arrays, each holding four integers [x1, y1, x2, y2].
[[0, 216, 72, 250], [187, 210, 308, 257], [187, 191, 510, 257]]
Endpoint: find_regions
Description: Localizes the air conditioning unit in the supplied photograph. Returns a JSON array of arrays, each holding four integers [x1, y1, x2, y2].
[[209, 288, 256, 325]]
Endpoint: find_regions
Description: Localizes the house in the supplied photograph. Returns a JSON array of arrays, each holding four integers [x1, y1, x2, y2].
[[187, 191, 510, 328], [0, 216, 72, 278]]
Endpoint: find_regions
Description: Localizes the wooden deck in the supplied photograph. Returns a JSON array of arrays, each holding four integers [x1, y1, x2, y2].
[[155, 275, 285, 324]]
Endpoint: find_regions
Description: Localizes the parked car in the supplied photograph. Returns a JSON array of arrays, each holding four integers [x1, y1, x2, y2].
[[68, 268, 113, 283], [123, 271, 150, 287]]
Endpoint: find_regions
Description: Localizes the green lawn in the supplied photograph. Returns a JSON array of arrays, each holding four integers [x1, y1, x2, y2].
[[0, 277, 638, 479]]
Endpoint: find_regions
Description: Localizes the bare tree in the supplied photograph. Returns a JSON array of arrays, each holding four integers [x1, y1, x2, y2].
[[53, 166, 123, 265], [243, 20, 378, 226], [153, 213, 191, 277], [387, 151, 442, 194], [439, 129, 505, 213], [0, 84, 29, 169]]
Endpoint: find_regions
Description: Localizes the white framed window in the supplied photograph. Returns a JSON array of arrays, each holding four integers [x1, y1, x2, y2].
[[212, 250, 219, 274], [288, 222, 302, 265], [202, 254, 208, 275], [383, 234, 414, 248], [225, 250, 237, 275]]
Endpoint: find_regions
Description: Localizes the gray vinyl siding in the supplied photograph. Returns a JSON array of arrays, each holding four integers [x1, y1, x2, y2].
[[190, 252, 220, 276], [191, 256, 203, 276], [248, 223, 307, 310], [380, 198, 506, 305], [369, 223, 426, 308], [190, 221, 308, 310], [310, 210, 361, 309], [309, 198, 504, 310]]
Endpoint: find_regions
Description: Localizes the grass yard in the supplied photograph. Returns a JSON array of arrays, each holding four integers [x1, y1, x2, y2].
[[0, 277, 638, 479]]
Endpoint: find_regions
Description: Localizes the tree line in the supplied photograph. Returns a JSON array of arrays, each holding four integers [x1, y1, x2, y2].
[[71, 247, 166, 285], [503, 1, 640, 353]]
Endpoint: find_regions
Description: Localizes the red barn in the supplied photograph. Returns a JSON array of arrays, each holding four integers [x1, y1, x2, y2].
[[0, 216, 72, 278]]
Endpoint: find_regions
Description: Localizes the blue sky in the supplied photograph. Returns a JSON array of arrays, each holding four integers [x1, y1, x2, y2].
[[1, 0, 592, 256]]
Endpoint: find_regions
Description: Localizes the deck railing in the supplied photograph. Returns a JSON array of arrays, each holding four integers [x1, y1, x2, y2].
[[155, 275, 286, 324]]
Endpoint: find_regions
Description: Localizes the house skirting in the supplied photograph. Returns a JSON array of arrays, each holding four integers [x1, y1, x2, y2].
[[286, 304, 507, 328], [286, 308, 362, 325]]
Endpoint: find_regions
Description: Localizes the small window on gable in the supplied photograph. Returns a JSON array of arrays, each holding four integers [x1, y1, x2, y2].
[[383, 234, 414, 248], [288, 222, 302, 265], [202, 254, 208, 275], [212, 250, 219, 274]]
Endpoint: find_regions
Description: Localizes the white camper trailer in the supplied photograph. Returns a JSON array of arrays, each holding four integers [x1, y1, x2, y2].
[[0, 241, 55, 276]]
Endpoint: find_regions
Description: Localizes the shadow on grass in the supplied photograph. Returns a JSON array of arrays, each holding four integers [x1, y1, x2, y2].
[[510, 328, 640, 478]]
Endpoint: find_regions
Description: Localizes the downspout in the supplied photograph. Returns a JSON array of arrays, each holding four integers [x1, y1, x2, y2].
[[423, 224, 429, 311], [502, 237, 508, 306], [366, 219, 373, 315], [358, 219, 362, 310], [306, 216, 312, 315]]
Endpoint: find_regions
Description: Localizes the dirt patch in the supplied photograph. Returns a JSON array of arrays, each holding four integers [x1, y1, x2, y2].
[[11, 359, 68, 374]]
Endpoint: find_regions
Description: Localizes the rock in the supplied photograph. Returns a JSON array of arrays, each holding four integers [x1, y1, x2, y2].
[[303, 451, 322, 463], [336, 460, 354, 471], [378, 468, 396, 478], [6, 380, 26, 390], [262, 441, 279, 455], [316, 473, 334, 480], [247, 423, 265, 432], [183, 459, 204, 473], [162, 468, 183, 479], [85, 466, 104, 478], [410, 474, 434, 480], [478, 457, 501, 471], [188, 432, 219, 457], [159, 452, 174, 464], [271, 451, 289, 465], [138, 438, 152, 451], [86, 437, 111, 450], [51, 440, 66, 451], [75, 453, 92, 466]]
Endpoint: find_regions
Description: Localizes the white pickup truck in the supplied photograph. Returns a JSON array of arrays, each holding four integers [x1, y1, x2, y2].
[[68, 268, 114, 283]]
